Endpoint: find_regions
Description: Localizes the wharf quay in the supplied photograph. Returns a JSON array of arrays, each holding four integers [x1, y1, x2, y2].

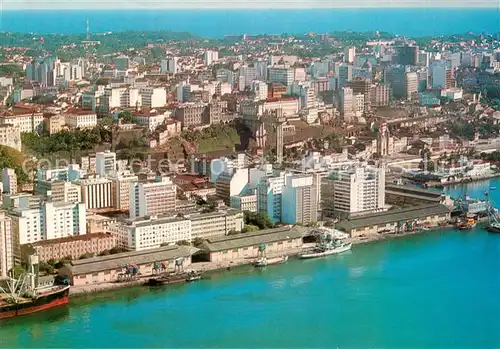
[[422, 172, 500, 188]]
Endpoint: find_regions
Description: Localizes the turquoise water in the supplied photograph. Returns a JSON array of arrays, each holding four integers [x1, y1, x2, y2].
[[1, 179, 500, 348], [0, 9, 498, 37]]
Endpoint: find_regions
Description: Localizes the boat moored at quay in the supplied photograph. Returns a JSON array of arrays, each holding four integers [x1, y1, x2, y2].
[[1, 255, 70, 320], [299, 228, 352, 259]]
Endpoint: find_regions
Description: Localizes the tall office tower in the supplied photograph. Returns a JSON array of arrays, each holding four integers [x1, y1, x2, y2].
[[161, 56, 178, 74], [396, 45, 419, 66], [2, 168, 17, 195], [430, 61, 452, 89], [110, 173, 138, 212], [405, 72, 419, 101], [275, 109, 285, 165], [0, 210, 13, 277], [384, 65, 408, 99], [377, 121, 390, 156], [418, 51, 430, 67], [215, 168, 249, 205], [113, 55, 130, 71], [75, 177, 113, 210], [238, 65, 257, 91], [371, 83, 391, 107], [129, 177, 177, 219], [204, 50, 219, 66], [268, 66, 295, 86], [321, 164, 386, 219], [338, 87, 354, 120], [349, 78, 372, 111], [257, 171, 286, 223], [95, 151, 117, 177], [282, 174, 318, 225], [335, 63, 353, 88], [344, 46, 356, 63]]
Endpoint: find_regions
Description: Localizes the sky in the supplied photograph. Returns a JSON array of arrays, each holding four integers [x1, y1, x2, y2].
[[2, 0, 499, 9]]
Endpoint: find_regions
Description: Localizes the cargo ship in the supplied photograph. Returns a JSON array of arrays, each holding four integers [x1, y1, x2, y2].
[[0, 255, 70, 320]]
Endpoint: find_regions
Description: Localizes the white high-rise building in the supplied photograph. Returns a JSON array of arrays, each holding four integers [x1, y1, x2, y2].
[[238, 66, 257, 91], [140, 87, 167, 108], [0, 210, 13, 277], [204, 50, 219, 66], [110, 173, 138, 212], [282, 174, 318, 225], [96, 151, 117, 177], [76, 177, 113, 210], [215, 168, 249, 205], [344, 46, 356, 63], [9, 199, 86, 244], [257, 171, 286, 223], [405, 72, 419, 101], [252, 80, 268, 100], [338, 87, 354, 120], [129, 177, 177, 219], [322, 164, 386, 219], [2, 168, 17, 195], [161, 56, 178, 74]]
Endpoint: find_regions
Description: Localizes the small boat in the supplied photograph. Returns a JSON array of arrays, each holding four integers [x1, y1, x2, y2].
[[253, 256, 288, 267], [490, 187, 497, 190], [486, 223, 500, 233], [186, 271, 202, 282], [299, 242, 352, 259], [457, 215, 477, 230], [145, 273, 188, 286]]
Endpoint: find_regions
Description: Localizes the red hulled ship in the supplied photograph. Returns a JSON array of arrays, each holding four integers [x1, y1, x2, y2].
[[0, 255, 70, 320]]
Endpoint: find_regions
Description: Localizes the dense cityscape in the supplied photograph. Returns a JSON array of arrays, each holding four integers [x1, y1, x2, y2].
[[1, 18, 500, 324]]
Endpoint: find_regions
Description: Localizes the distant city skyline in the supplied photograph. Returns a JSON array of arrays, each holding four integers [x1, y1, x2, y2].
[[2, 0, 498, 9]]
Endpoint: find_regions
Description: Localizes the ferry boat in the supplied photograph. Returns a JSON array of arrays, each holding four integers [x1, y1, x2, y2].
[[457, 215, 477, 230], [1, 255, 70, 320], [253, 256, 288, 267], [298, 228, 351, 259]]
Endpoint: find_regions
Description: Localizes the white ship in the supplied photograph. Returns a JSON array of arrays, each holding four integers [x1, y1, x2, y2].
[[298, 228, 352, 259]]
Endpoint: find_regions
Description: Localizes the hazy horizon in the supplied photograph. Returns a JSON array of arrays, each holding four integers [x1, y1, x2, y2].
[[1, 0, 499, 10]]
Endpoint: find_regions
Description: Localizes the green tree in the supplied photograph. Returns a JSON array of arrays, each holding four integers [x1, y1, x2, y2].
[[242, 224, 260, 233], [176, 240, 191, 246], [192, 237, 206, 246]]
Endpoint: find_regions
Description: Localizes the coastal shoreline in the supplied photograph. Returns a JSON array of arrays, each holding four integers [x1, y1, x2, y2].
[[69, 224, 461, 297]]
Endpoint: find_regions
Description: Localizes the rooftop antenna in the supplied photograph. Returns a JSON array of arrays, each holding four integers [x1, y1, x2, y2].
[[86, 18, 90, 41]]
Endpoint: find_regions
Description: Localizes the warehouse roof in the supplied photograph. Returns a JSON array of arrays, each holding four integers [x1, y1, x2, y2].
[[199, 226, 306, 252], [70, 245, 198, 275], [336, 204, 450, 231]]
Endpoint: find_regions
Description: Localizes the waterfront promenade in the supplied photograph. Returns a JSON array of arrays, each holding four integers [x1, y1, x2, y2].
[[3, 226, 499, 349]]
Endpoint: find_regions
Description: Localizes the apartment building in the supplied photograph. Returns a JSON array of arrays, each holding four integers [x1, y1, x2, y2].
[[0, 124, 21, 151], [322, 164, 386, 219], [75, 177, 114, 210], [110, 173, 138, 212], [95, 151, 117, 177], [110, 216, 191, 251], [188, 210, 244, 239], [0, 112, 44, 133], [65, 111, 97, 129], [9, 199, 86, 245], [129, 177, 177, 219], [2, 168, 18, 195], [282, 174, 318, 225], [28, 232, 116, 261]]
